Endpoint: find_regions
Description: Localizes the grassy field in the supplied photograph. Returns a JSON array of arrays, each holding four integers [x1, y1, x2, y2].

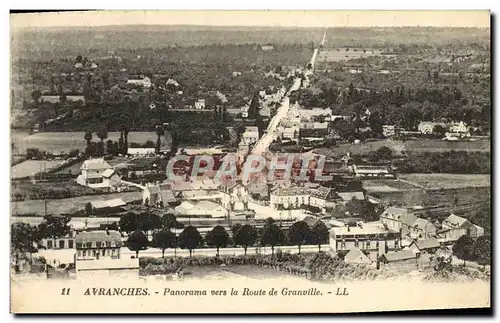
[[11, 131, 159, 154], [316, 48, 385, 62], [325, 139, 490, 156], [11, 160, 66, 178], [369, 186, 490, 207], [363, 179, 422, 193], [11, 180, 102, 201], [11, 191, 142, 215], [399, 173, 491, 190]]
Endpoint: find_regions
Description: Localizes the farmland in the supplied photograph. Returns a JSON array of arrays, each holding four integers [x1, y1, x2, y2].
[[325, 139, 490, 156], [399, 173, 491, 190], [368, 186, 490, 208], [11, 131, 160, 155], [363, 179, 422, 193], [11, 191, 143, 216], [11, 160, 66, 179], [316, 48, 386, 63]]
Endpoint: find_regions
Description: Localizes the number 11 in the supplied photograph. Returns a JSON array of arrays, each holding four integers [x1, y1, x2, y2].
[[61, 288, 71, 295]]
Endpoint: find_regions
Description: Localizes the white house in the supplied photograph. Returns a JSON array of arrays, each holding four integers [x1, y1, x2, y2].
[[127, 76, 152, 88], [269, 187, 310, 209], [175, 200, 227, 218], [241, 126, 260, 146], [418, 121, 448, 134], [241, 105, 250, 118], [127, 148, 156, 156], [76, 158, 120, 189], [195, 99, 206, 110], [219, 181, 248, 211], [382, 125, 396, 137], [439, 214, 484, 242]]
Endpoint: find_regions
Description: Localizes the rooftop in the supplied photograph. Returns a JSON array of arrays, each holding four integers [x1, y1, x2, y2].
[[381, 250, 416, 262], [331, 221, 393, 236], [75, 230, 122, 244], [90, 198, 126, 209], [80, 158, 112, 171], [410, 238, 441, 250]]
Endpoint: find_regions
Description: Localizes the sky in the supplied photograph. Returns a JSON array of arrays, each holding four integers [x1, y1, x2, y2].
[[10, 10, 491, 29]]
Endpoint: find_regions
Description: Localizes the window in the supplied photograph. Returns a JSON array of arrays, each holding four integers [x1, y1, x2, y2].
[[85, 242, 92, 248], [106, 241, 112, 247], [83, 250, 86, 257], [96, 241, 102, 248], [112, 249, 116, 257], [47, 240, 53, 249], [68, 240, 74, 249], [77, 250, 81, 257], [76, 243, 82, 248], [59, 240, 65, 249], [92, 250, 96, 257]]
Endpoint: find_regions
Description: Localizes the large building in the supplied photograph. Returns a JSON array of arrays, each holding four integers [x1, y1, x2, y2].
[[329, 221, 401, 253], [76, 158, 120, 189], [439, 214, 484, 242], [269, 187, 310, 209], [380, 207, 437, 240], [74, 230, 139, 278]]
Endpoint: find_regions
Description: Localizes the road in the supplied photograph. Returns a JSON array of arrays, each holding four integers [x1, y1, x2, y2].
[[251, 78, 301, 155], [37, 244, 331, 264]]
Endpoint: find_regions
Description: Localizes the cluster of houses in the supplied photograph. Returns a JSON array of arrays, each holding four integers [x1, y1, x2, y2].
[[382, 121, 473, 140]]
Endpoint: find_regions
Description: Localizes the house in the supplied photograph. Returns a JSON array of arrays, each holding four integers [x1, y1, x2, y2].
[[382, 125, 396, 137], [439, 214, 484, 241], [309, 186, 340, 211], [270, 187, 310, 209], [329, 221, 400, 253], [75, 230, 139, 278], [127, 148, 156, 156], [195, 99, 206, 110], [241, 105, 250, 118], [219, 181, 248, 211], [40, 229, 78, 250], [86, 198, 126, 216], [142, 184, 177, 207], [232, 71, 242, 77], [299, 128, 329, 140], [127, 76, 152, 88], [240, 126, 260, 146], [379, 250, 417, 269], [408, 238, 441, 255], [408, 218, 437, 239], [76, 158, 120, 189], [337, 191, 365, 204], [175, 200, 227, 218], [380, 206, 417, 235], [261, 45, 274, 51], [343, 247, 372, 265]]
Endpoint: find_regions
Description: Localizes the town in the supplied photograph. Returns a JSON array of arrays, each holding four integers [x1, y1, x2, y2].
[[11, 24, 490, 284]]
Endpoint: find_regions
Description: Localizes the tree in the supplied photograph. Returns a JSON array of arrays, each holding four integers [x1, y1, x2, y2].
[[261, 221, 285, 256], [205, 226, 229, 257], [151, 229, 176, 258], [233, 224, 258, 255], [38, 215, 70, 240], [473, 235, 490, 268], [163, 213, 183, 229], [155, 125, 165, 153], [433, 124, 447, 137], [84, 131, 93, 145], [126, 230, 149, 258], [119, 212, 140, 233], [11, 223, 39, 258], [139, 213, 163, 237], [310, 221, 329, 251], [178, 225, 203, 257], [452, 235, 475, 266], [288, 221, 311, 254], [97, 127, 108, 144]]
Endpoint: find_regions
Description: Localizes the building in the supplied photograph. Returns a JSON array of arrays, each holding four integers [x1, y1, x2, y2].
[[408, 218, 437, 239], [175, 200, 227, 218], [382, 125, 396, 137], [343, 247, 372, 265], [194, 99, 206, 110], [127, 148, 156, 156], [352, 165, 396, 179], [408, 238, 441, 255], [75, 230, 139, 278], [241, 105, 250, 118], [439, 214, 484, 242], [40, 229, 77, 250], [86, 198, 126, 216], [449, 121, 468, 134], [261, 45, 274, 51], [309, 186, 339, 211], [379, 250, 417, 270], [270, 187, 310, 209], [142, 184, 177, 207], [76, 158, 120, 189], [127, 76, 152, 88], [329, 222, 401, 253], [380, 206, 416, 233], [241, 126, 260, 146], [219, 181, 248, 211]]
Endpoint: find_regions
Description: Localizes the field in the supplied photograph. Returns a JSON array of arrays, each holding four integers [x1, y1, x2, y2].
[[399, 173, 491, 190], [363, 179, 422, 193], [11, 160, 66, 178], [316, 48, 385, 62], [322, 139, 490, 156], [11, 191, 142, 215], [369, 186, 490, 207], [11, 131, 159, 155], [11, 180, 104, 201]]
